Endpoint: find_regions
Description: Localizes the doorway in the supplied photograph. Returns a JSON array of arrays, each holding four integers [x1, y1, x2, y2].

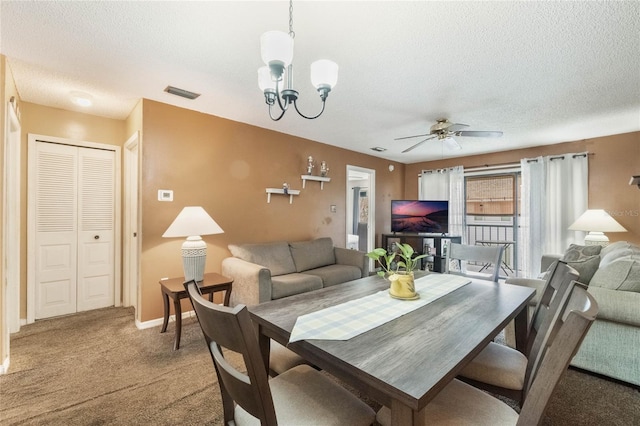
[[27, 134, 121, 322], [346, 165, 375, 265], [123, 132, 140, 321]]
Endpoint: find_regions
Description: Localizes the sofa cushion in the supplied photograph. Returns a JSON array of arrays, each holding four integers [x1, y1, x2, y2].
[[289, 237, 336, 272], [271, 273, 323, 299], [599, 241, 639, 259], [228, 241, 296, 276], [304, 264, 363, 287], [590, 256, 640, 292], [562, 243, 602, 261]]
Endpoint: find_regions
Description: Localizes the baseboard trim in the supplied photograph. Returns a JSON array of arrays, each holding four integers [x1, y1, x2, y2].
[[0, 355, 9, 375], [135, 310, 197, 330]]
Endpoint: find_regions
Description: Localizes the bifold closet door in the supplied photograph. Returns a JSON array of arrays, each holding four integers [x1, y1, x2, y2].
[[34, 142, 115, 319]]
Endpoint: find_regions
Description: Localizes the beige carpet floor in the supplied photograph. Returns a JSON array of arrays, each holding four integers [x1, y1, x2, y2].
[[1, 307, 638, 425]]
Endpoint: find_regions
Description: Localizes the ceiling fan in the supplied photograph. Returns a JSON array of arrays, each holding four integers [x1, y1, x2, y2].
[[396, 118, 503, 153]]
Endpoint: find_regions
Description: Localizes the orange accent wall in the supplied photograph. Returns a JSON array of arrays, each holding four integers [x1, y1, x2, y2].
[[405, 133, 640, 245], [138, 100, 403, 321]]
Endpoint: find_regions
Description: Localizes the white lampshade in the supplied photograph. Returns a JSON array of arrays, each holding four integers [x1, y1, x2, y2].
[[260, 31, 294, 68], [310, 59, 338, 89], [258, 66, 277, 91], [568, 209, 626, 246], [163, 206, 224, 281]]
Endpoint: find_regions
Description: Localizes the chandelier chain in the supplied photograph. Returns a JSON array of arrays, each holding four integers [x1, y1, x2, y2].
[[288, 0, 295, 39]]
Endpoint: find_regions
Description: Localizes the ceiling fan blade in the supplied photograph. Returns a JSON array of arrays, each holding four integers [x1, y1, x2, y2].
[[394, 133, 432, 141], [446, 123, 469, 132], [443, 137, 461, 150], [402, 135, 436, 153], [455, 130, 503, 138]]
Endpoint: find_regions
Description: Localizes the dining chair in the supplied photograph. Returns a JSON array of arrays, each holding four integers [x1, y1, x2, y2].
[[187, 278, 309, 378], [376, 282, 598, 425], [445, 242, 504, 283], [184, 281, 375, 426], [456, 260, 579, 404]]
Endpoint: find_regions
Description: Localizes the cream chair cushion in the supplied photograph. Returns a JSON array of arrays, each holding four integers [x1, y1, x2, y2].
[[376, 378, 518, 426], [235, 365, 375, 426], [269, 340, 309, 375], [457, 342, 527, 390]]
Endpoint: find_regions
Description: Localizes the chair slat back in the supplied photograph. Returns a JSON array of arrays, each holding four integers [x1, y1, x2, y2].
[[517, 283, 598, 425], [185, 281, 277, 425], [445, 243, 504, 283], [525, 260, 577, 355]]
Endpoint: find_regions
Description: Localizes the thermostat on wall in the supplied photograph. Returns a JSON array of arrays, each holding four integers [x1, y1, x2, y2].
[[158, 189, 173, 202]]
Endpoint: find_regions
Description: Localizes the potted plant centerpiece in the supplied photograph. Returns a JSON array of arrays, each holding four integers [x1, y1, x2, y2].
[[367, 243, 428, 300]]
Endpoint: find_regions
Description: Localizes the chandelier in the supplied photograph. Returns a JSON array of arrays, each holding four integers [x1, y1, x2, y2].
[[258, 0, 338, 121]]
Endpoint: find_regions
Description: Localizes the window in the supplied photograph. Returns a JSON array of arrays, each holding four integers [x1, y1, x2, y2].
[[466, 175, 516, 216]]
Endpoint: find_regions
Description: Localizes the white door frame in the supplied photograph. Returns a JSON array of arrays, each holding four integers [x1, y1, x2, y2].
[[27, 134, 121, 324], [123, 131, 140, 320], [346, 165, 376, 269], [2, 102, 21, 371]]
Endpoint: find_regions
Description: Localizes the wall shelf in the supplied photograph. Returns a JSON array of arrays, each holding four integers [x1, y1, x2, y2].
[[266, 188, 300, 204], [301, 175, 330, 190]]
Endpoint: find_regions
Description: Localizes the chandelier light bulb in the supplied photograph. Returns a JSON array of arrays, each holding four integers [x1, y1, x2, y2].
[[260, 31, 294, 75], [310, 59, 339, 90], [258, 66, 276, 91]]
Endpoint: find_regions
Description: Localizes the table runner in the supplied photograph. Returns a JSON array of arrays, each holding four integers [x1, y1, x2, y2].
[[288, 273, 471, 342]]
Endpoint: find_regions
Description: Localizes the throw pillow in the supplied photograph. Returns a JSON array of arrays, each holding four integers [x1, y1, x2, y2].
[[563, 255, 600, 285], [562, 244, 602, 262]]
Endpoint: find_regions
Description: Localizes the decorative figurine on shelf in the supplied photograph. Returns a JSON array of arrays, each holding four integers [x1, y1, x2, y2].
[[306, 156, 315, 175], [320, 161, 329, 177], [282, 182, 289, 195]]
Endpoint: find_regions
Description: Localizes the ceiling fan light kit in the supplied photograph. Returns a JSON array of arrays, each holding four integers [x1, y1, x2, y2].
[[258, 0, 338, 121], [396, 118, 503, 153]]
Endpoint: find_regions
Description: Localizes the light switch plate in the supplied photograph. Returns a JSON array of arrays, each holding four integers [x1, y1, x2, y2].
[[330, 205, 337, 213], [158, 189, 173, 201]]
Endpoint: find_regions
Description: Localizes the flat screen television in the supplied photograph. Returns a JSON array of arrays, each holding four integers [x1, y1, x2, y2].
[[391, 200, 449, 234]]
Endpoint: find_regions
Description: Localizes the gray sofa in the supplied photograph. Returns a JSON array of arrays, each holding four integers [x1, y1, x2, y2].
[[222, 237, 368, 307], [506, 241, 640, 386]]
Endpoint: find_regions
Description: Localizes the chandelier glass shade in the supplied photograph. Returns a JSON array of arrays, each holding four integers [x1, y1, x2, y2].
[[258, 1, 338, 120]]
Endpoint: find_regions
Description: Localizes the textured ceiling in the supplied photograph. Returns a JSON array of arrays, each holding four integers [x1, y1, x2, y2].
[[1, 1, 639, 164]]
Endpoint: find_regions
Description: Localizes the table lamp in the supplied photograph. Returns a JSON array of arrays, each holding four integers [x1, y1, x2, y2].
[[162, 206, 224, 281], [568, 209, 626, 246]]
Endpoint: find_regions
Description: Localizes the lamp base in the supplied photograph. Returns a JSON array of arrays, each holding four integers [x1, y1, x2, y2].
[[584, 231, 609, 247], [181, 236, 206, 282]]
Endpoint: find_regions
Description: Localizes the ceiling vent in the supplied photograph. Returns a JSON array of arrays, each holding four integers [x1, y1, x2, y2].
[[164, 86, 201, 100]]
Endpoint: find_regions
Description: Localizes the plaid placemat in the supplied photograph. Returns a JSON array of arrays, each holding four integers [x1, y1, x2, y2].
[[288, 274, 471, 342]]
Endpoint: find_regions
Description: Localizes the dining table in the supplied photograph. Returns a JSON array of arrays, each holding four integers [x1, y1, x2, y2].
[[248, 272, 535, 426]]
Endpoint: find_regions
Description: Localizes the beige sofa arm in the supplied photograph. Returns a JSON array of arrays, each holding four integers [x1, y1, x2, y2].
[[335, 247, 369, 277], [221, 257, 272, 307], [587, 287, 640, 327], [505, 277, 546, 306]]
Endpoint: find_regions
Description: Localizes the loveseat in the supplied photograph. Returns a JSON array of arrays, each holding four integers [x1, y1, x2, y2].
[[506, 241, 640, 387], [221, 237, 368, 307]]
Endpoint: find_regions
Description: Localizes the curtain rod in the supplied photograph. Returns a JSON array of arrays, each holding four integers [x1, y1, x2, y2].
[[526, 152, 592, 163]]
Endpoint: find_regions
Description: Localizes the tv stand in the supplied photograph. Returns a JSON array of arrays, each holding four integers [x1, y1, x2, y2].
[[381, 234, 461, 273]]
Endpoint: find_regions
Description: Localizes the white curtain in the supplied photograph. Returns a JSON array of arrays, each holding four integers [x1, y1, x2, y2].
[[519, 153, 588, 277], [419, 166, 465, 241]]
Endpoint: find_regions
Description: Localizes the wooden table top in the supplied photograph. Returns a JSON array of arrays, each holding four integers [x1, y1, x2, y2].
[[159, 272, 232, 295], [249, 272, 534, 415]]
